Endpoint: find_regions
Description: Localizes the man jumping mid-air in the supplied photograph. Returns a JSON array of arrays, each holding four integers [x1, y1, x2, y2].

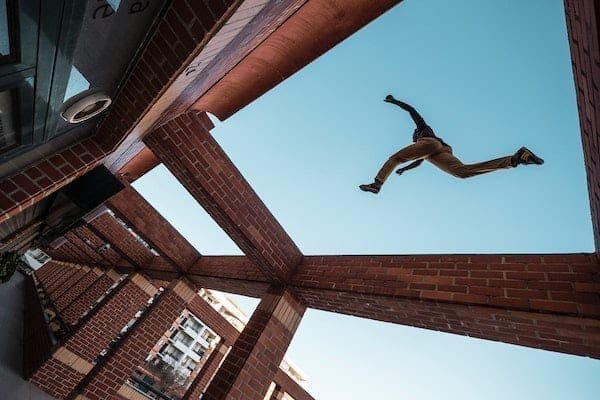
[[359, 95, 544, 194]]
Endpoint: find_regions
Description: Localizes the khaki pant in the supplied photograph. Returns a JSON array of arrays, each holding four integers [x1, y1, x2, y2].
[[375, 137, 513, 182]]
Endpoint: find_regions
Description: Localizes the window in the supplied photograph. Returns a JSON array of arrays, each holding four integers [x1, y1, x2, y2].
[[161, 345, 184, 363], [201, 330, 216, 343], [174, 332, 194, 347], [183, 319, 203, 334], [0, 89, 18, 154], [192, 343, 206, 358], [182, 357, 197, 372], [0, 0, 14, 62]]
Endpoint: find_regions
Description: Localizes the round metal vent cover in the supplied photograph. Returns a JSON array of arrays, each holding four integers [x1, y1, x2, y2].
[[61, 92, 112, 123]]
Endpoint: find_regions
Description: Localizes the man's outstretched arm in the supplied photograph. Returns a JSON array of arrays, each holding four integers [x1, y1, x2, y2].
[[396, 160, 423, 175], [384, 95, 427, 129]]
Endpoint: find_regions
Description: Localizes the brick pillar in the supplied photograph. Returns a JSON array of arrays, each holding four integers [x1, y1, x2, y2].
[[34, 260, 69, 291], [60, 269, 121, 325], [74, 280, 197, 400], [145, 111, 302, 283], [183, 342, 229, 400], [202, 287, 305, 400], [48, 264, 92, 302], [33, 260, 60, 281], [273, 369, 315, 400], [53, 267, 105, 313], [29, 273, 156, 399], [564, 0, 600, 251], [44, 265, 80, 295]]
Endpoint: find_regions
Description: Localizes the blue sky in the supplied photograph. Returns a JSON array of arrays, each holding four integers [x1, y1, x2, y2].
[[133, 0, 599, 398]]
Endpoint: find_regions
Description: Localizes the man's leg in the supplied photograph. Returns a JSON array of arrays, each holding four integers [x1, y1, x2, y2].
[[428, 147, 543, 179], [360, 138, 442, 193]]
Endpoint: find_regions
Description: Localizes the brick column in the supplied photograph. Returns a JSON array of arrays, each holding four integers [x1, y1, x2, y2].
[[34, 260, 64, 288], [48, 264, 92, 302], [88, 212, 156, 268], [44, 265, 80, 295], [145, 111, 302, 284], [202, 287, 305, 400], [183, 342, 229, 400], [73, 280, 197, 400], [564, 0, 600, 250], [186, 256, 270, 298], [0, 218, 43, 252], [29, 274, 156, 398], [53, 267, 105, 313], [60, 269, 121, 325], [273, 369, 315, 400], [107, 184, 200, 271]]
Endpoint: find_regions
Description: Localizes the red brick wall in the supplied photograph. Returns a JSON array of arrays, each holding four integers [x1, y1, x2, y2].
[[187, 256, 270, 297], [43, 242, 80, 264], [73, 225, 126, 266], [187, 275, 270, 298], [30, 357, 86, 399], [33, 260, 58, 280], [76, 283, 191, 400], [0, 0, 244, 224], [95, 0, 243, 153], [60, 273, 118, 325], [46, 266, 80, 295], [293, 287, 600, 358], [54, 269, 103, 313], [203, 288, 306, 400], [273, 369, 315, 400], [183, 343, 229, 400], [565, 0, 600, 250], [291, 254, 600, 358], [193, 0, 402, 120], [89, 212, 156, 267], [292, 254, 600, 317], [0, 218, 43, 251], [107, 185, 200, 270], [117, 145, 160, 182], [190, 256, 269, 283], [34, 261, 63, 289], [187, 296, 240, 342], [145, 111, 302, 283], [64, 276, 152, 361], [0, 137, 107, 223], [30, 274, 155, 397], [48, 265, 90, 302], [64, 231, 106, 265]]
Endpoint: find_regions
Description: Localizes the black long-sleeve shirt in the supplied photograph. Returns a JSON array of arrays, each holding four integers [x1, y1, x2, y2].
[[390, 99, 449, 147]]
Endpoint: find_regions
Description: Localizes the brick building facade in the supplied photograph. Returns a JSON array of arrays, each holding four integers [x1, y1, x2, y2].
[[1, 0, 599, 399]]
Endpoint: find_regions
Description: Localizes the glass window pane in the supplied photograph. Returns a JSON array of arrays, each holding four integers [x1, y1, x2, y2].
[[0, 89, 19, 153], [0, 0, 11, 57]]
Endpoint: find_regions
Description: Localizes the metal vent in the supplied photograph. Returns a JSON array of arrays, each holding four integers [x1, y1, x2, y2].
[[60, 92, 111, 123]]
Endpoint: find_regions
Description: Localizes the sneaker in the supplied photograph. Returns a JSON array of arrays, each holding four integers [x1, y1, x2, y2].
[[359, 182, 381, 194], [512, 147, 544, 166]]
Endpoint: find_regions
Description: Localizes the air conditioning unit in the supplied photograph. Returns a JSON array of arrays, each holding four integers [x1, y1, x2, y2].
[[60, 92, 111, 123]]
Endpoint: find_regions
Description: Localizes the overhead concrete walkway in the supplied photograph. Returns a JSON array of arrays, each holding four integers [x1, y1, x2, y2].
[[0, 271, 57, 400]]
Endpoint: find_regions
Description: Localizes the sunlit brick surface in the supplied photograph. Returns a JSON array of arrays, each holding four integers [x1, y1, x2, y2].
[[145, 111, 302, 283], [565, 0, 600, 249], [203, 288, 305, 400]]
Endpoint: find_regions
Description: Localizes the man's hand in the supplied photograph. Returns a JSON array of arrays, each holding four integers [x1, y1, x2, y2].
[[384, 94, 395, 103], [396, 160, 423, 175]]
